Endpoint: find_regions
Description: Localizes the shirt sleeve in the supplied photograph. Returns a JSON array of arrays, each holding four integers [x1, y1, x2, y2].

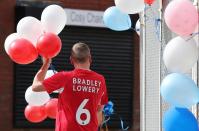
[[100, 77, 108, 105], [43, 71, 67, 94]]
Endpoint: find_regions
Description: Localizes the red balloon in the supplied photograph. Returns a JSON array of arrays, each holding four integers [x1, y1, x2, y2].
[[144, 0, 155, 5], [8, 38, 38, 64], [24, 105, 47, 123], [37, 33, 62, 58], [45, 98, 58, 119]]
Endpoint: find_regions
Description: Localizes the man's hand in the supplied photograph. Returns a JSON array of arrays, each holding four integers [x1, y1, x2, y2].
[[41, 57, 52, 70], [97, 111, 104, 127], [32, 57, 51, 92], [97, 105, 104, 126]]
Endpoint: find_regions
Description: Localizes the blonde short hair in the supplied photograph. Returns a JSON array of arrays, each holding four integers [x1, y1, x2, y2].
[[71, 42, 91, 63]]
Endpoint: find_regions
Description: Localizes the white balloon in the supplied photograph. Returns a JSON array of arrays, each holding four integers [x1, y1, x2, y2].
[[41, 5, 67, 34], [17, 16, 44, 46], [163, 36, 198, 73], [25, 86, 50, 106], [45, 70, 64, 93], [53, 87, 64, 94], [45, 69, 57, 79], [115, 0, 145, 14], [4, 33, 20, 54], [135, 19, 140, 35]]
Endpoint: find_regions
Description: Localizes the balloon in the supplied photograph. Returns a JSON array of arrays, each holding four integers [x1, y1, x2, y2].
[[24, 105, 47, 123], [4, 33, 21, 54], [103, 6, 131, 31], [45, 69, 57, 79], [135, 19, 140, 35], [161, 73, 199, 108], [45, 98, 58, 119], [114, 0, 145, 14], [41, 5, 67, 34], [163, 107, 199, 131], [17, 16, 44, 46], [25, 86, 50, 106], [45, 70, 64, 93], [144, 0, 155, 5], [164, 0, 198, 36], [163, 36, 198, 73], [37, 33, 62, 58], [8, 38, 38, 64], [104, 101, 114, 116]]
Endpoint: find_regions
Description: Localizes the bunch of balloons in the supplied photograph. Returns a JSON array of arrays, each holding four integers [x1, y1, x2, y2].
[[161, 0, 199, 130], [103, 0, 155, 31], [24, 97, 58, 123], [24, 70, 61, 123], [4, 4, 67, 64]]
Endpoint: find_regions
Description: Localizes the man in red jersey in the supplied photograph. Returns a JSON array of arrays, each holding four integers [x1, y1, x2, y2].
[[31, 42, 108, 131]]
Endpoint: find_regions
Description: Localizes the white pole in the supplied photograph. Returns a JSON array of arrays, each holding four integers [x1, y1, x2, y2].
[[159, 0, 163, 130], [140, 9, 146, 131], [192, 0, 199, 119]]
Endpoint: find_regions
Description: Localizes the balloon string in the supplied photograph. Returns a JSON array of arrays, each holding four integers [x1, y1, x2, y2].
[[144, 5, 151, 11], [186, 32, 199, 41], [50, 63, 56, 74], [143, 15, 162, 43], [142, 5, 162, 43], [149, 6, 162, 43], [101, 117, 110, 126], [154, 18, 162, 42], [101, 113, 129, 131], [101, 101, 129, 131], [144, 14, 150, 22], [130, 5, 162, 42], [120, 118, 129, 130]]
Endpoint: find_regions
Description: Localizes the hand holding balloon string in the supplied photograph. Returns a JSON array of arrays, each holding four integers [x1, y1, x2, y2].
[[41, 57, 52, 70], [32, 57, 52, 92]]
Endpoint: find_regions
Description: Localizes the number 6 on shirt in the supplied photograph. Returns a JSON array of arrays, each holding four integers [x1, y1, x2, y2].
[[76, 99, 91, 125]]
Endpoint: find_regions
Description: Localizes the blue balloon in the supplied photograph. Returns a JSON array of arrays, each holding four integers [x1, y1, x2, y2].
[[163, 107, 199, 131], [161, 73, 199, 108], [104, 101, 114, 116], [103, 6, 132, 31]]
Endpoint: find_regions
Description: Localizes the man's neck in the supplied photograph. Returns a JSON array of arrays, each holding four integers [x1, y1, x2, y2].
[[74, 64, 90, 71]]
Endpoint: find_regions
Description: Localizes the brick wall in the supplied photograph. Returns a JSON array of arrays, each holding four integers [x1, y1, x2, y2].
[[0, 0, 16, 130], [0, 0, 140, 131]]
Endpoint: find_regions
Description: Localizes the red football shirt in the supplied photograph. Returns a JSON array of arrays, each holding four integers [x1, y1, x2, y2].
[[43, 69, 108, 131]]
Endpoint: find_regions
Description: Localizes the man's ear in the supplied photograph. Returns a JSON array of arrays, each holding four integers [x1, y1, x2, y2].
[[70, 56, 74, 65], [89, 55, 92, 64]]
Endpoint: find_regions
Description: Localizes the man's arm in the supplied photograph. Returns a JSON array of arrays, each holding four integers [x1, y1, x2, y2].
[[98, 77, 108, 126], [97, 105, 104, 126], [32, 58, 51, 92]]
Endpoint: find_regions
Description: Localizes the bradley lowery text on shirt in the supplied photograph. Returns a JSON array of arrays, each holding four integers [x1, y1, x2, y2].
[[72, 78, 101, 93]]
